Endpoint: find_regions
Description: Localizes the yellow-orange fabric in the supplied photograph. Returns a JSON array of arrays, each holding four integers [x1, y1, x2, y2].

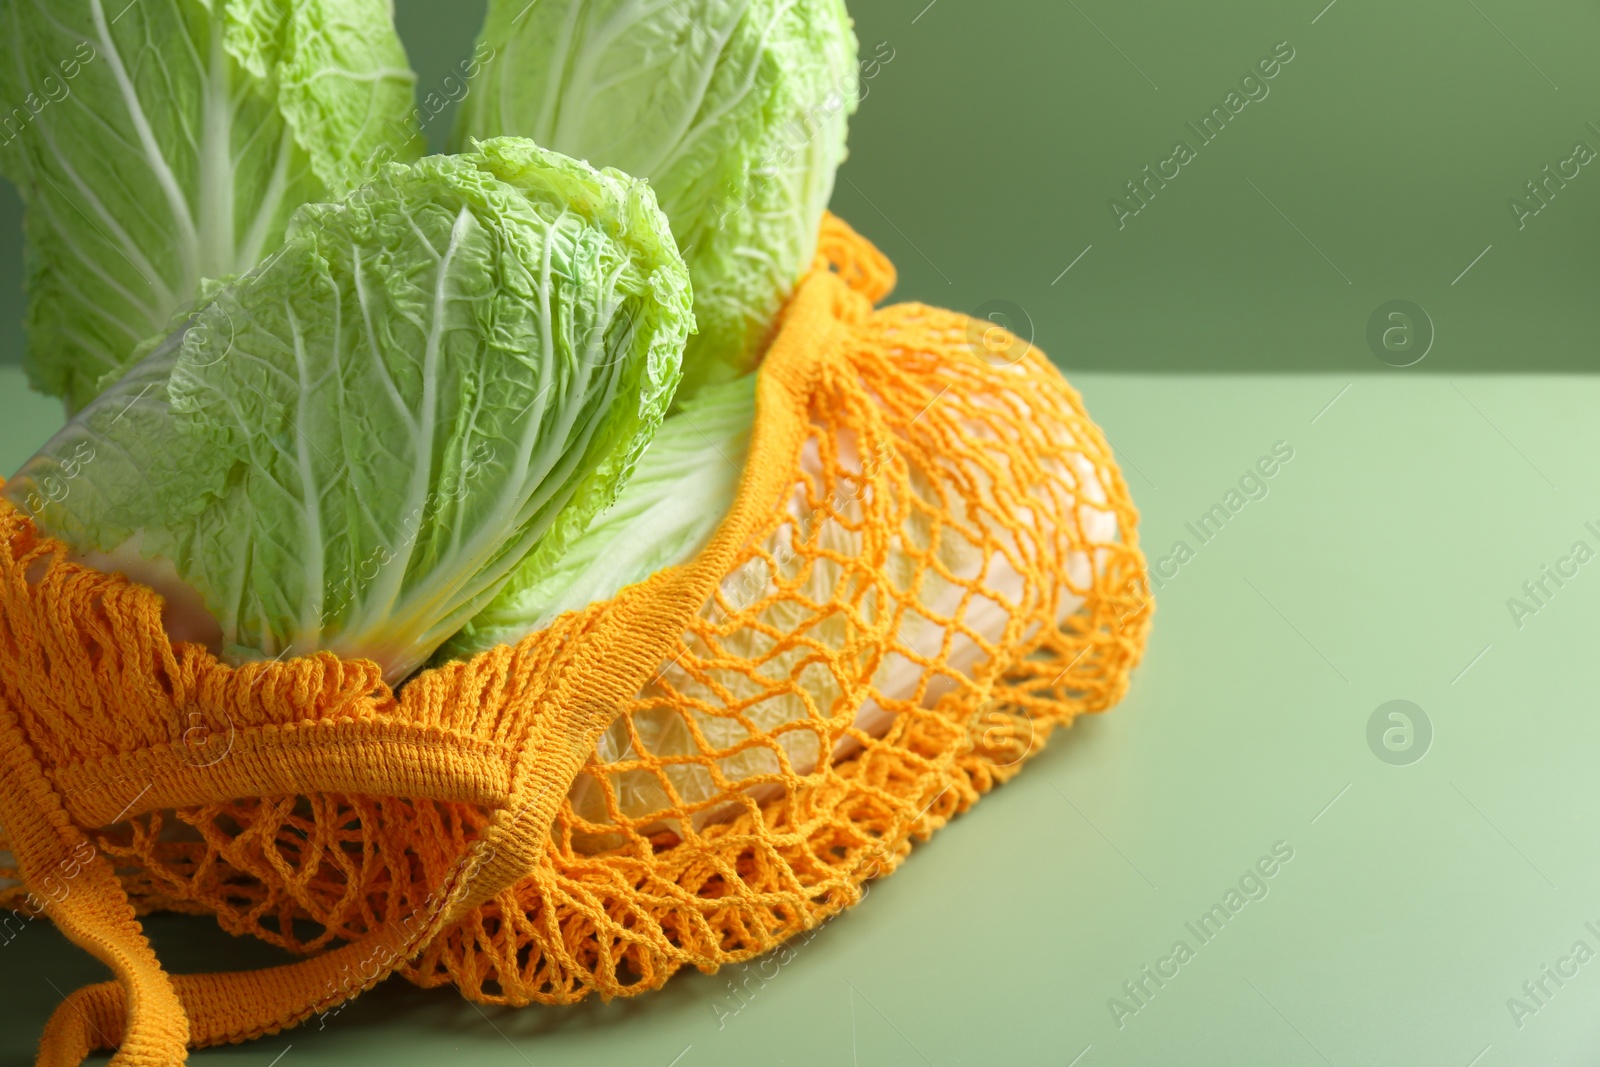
[[0, 216, 1150, 1065]]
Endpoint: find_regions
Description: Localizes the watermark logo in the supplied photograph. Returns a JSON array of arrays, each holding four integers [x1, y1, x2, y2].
[[967, 300, 1033, 367], [1509, 124, 1600, 230], [15, 439, 96, 519], [1366, 699, 1431, 766], [1106, 840, 1295, 1029], [177, 705, 236, 768], [967, 700, 1037, 769], [577, 321, 625, 369], [0, 42, 97, 147], [1506, 524, 1599, 630], [181, 302, 236, 368], [1507, 923, 1600, 1030], [1148, 441, 1294, 590], [1366, 300, 1432, 367], [1108, 41, 1296, 229]]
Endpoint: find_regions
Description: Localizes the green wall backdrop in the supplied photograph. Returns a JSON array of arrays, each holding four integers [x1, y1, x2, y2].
[[7, 0, 1600, 375]]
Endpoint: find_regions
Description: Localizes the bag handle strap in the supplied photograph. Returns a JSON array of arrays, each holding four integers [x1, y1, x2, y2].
[[0, 742, 188, 1066], [21, 216, 883, 1064], [34, 839, 495, 1065]]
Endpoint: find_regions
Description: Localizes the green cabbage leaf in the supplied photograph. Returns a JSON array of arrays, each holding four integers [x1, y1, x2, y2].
[[455, 0, 856, 403], [441, 370, 755, 661], [3, 138, 692, 684], [0, 0, 425, 411]]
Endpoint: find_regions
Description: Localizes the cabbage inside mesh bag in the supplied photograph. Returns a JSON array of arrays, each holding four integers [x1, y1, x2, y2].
[[3, 139, 692, 685], [438, 372, 758, 658], [566, 377, 1122, 845]]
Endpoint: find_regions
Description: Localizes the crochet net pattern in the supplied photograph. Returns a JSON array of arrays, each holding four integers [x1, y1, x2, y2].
[[0, 216, 1149, 1064]]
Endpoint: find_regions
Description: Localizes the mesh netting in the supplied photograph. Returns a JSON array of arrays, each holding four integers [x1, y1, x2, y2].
[[0, 216, 1149, 1022]]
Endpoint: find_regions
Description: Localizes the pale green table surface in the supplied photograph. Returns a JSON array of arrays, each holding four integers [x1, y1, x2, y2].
[[1, 368, 1598, 1066]]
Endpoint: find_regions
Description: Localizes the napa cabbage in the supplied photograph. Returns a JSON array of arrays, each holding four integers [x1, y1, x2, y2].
[[441, 370, 756, 660], [455, 0, 857, 403], [0, 0, 425, 411], [3, 138, 692, 684]]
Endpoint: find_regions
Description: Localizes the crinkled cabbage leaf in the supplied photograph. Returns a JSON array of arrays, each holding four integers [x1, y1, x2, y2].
[[441, 370, 755, 660], [455, 0, 856, 402], [0, 0, 424, 411], [3, 138, 693, 684]]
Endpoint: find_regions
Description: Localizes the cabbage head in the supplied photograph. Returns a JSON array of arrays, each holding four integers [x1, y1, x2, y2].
[[3, 138, 692, 684], [455, 0, 857, 403], [0, 0, 425, 411]]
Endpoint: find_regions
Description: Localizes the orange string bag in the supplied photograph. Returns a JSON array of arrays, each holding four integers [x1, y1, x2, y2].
[[0, 215, 1151, 1065]]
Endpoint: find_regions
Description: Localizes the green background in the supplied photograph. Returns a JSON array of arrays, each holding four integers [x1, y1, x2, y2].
[[11, 0, 1600, 373], [3, 0, 1600, 1064]]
